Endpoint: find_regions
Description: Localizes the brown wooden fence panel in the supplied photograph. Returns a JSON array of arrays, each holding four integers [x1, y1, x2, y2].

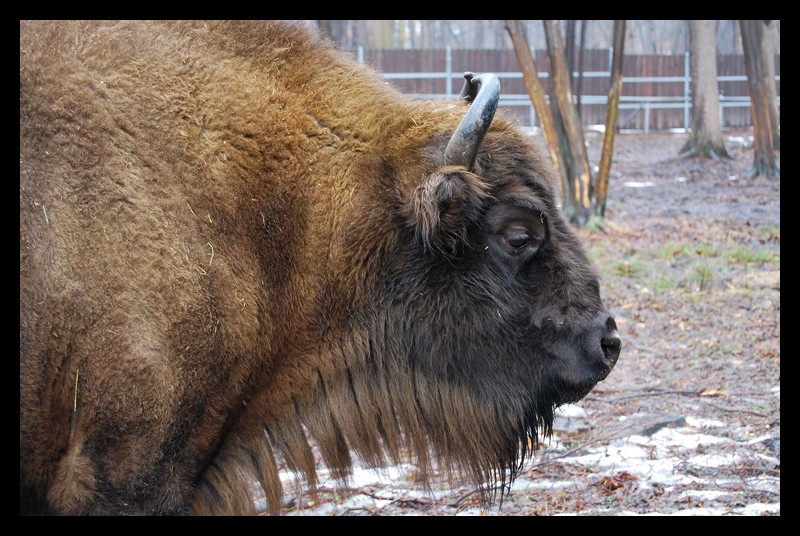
[[352, 48, 780, 132]]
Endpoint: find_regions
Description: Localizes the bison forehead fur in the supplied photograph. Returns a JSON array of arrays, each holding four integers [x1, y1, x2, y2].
[[19, 20, 620, 515]]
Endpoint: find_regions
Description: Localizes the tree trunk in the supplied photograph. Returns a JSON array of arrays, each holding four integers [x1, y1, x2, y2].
[[544, 20, 592, 226], [740, 20, 779, 178], [504, 20, 569, 208], [680, 20, 730, 160], [318, 21, 337, 43], [576, 21, 587, 120], [761, 21, 780, 150], [543, 35, 573, 205], [565, 20, 576, 85], [593, 20, 626, 219]]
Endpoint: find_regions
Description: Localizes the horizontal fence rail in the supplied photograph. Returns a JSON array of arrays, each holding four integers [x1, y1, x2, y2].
[[350, 47, 780, 133]]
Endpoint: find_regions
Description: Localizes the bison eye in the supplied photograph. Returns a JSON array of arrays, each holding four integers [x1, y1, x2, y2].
[[504, 232, 530, 248], [487, 205, 547, 259]]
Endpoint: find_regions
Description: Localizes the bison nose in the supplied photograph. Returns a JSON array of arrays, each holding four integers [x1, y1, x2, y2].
[[600, 316, 621, 368]]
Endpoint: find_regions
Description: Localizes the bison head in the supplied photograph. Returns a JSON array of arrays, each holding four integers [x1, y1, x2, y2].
[[279, 72, 621, 507]]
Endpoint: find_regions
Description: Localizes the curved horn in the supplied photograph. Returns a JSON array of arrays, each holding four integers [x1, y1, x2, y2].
[[444, 72, 500, 170]]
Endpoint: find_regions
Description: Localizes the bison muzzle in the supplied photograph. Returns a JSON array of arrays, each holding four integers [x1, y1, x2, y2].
[[19, 20, 621, 515]]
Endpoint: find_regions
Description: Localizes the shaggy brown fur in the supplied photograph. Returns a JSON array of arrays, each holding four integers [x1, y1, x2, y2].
[[20, 20, 620, 515]]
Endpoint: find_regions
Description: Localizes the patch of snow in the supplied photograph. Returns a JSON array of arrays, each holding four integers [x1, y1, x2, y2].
[[345, 464, 413, 487], [739, 502, 781, 515], [555, 404, 587, 418], [686, 417, 727, 428], [623, 181, 655, 188], [511, 478, 574, 492], [567, 442, 656, 469], [686, 452, 744, 468], [746, 433, 777, 446], [684, 416, 725, 428], [727, 136, 754, 147], [680, 489, 732, 501], [455, 507, 495, 516], [746, 476, 782, 494], [649, 427, 733, 448]]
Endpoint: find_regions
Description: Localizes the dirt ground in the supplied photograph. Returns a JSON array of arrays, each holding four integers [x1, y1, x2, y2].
[[275, 129, 780, 516]]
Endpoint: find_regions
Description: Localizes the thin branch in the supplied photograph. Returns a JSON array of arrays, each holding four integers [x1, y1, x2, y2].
[[695, 464, 780, 476], [585, 389, 698, 402], [449, 487, 483, 506], [341, 507, 377, 516], [702, 401, 770, 418], [587, 389, 776, 418]]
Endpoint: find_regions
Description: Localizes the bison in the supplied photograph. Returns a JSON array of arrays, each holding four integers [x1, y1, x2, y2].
[[20, 20, 621, 515]]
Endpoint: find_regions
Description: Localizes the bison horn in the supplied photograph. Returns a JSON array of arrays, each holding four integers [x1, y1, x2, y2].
[[444, 72, 500, 170]]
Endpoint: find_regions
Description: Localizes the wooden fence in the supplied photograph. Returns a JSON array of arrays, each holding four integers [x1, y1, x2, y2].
[[347, 48, 780, 132]]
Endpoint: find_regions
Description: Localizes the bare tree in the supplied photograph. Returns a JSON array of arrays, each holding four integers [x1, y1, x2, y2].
[[761, 21, 780, 150], [504, 20, 568, 207], [740, 20, 779, 178], [594, 20, 626, 219], [575, 21, 587, 119], [680, 20, 730, 160], [636, 20, 658, 54], [565, 20, 577, 77], [543, 20, 592, 226], [507, 20, 625, 227], [317, 20, 337, 43], [562, 21, 588, 122], [315, 21, 358, 48]]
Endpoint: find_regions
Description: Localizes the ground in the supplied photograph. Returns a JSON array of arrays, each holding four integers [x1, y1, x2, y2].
[[272, 129, 780, 516]]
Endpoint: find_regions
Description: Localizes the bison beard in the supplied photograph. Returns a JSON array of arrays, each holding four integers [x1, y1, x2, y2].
[[19, 20, 621, 515]]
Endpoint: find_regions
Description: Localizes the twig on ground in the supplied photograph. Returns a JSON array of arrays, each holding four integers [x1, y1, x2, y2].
[[586, 389, 700, 403], [702, 401, 770, 418], [449, 487, 482, 506], [700, 464, 780, 476]]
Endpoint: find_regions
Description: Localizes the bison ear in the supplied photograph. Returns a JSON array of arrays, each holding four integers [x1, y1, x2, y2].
[[405, 167, 490, 255]]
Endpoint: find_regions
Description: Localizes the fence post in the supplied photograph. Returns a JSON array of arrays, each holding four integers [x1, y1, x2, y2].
[[684, 51, 690, 132], [357, 46, 364, 64], [446, 46, 453, 97]]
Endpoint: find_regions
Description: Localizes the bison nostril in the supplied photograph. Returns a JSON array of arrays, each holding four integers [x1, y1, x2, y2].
[[601, 332, 621, 365]]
